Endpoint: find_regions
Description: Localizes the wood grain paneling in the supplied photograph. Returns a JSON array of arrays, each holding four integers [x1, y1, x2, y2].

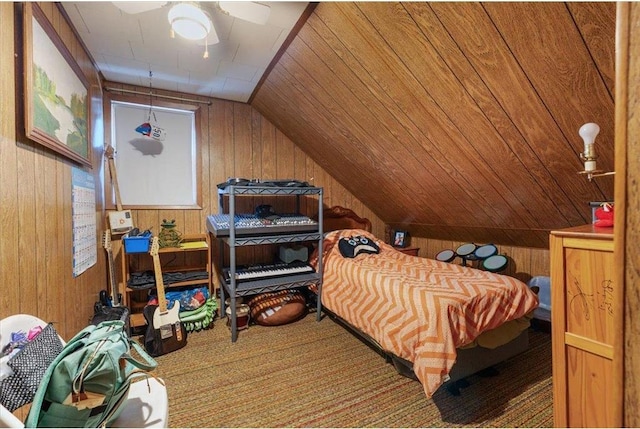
[[619, 2, 640, 426], [0, 3, 105, 339], [0, 2, 20, 323], [422, 2, 585, 226], [251, 2, 616, 248], [483, 2, 614, 199]]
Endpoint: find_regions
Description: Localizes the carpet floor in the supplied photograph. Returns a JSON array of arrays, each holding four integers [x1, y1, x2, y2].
[[150, 313, 553, 428]]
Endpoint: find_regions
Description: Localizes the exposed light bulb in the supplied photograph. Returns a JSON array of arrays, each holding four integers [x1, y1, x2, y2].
[[579, 122, 600, 148], [579, 122, 600, 172], [577, 122, 615, 181]]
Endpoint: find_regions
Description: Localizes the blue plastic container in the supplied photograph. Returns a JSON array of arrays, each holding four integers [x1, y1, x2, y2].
[[123, 232, 152, 254], [528, 276, 551, 322]]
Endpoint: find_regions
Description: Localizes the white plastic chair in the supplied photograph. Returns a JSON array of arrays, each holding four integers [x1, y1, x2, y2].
[[0, 315, 168, 428]]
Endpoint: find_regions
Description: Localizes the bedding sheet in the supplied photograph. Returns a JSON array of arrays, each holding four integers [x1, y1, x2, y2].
[[312, 229, 539, 398]]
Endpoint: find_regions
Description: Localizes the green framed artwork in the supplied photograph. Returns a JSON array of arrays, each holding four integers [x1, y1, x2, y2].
[[23, 3, 91, 167]]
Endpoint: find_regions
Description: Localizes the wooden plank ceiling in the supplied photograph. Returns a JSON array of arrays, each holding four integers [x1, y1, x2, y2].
[[251, 2, 616, 248]]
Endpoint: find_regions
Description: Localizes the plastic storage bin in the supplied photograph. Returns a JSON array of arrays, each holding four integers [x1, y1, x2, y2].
[[123, 232, 152, 254], [528, 276, 551, 322]]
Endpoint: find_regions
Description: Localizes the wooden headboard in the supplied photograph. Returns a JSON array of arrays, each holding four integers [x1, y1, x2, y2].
[[323, 206, 372, 232]]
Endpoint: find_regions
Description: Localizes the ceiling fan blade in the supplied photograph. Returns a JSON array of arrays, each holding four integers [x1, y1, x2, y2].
[[112, 1, 168, 15], [218, 1, 270, 25], [205, 25, 220, 45]]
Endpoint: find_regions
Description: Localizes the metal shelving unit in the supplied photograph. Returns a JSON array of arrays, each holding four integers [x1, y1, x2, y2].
[[208, 184, 323, 342]]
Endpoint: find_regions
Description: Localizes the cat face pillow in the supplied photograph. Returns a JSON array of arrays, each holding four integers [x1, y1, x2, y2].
[[338, 235, 380, 258]]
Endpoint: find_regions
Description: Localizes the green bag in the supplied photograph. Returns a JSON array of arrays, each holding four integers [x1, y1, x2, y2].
[[25, 320, 157, 428]]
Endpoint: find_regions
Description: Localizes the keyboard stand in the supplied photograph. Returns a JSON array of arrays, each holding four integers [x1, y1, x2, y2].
[[212, 183, 324, 342]]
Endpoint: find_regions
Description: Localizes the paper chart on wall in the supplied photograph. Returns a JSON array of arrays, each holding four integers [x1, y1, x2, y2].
[[72, 167, 97, 277]]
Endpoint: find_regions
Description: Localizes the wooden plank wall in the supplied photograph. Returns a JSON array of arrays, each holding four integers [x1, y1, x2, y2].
[[620, 2, 640, 426], [0, 3, 106, 340], [251, 2, 616, 249]]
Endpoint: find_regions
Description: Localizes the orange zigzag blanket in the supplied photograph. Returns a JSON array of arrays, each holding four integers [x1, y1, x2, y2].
[[314, 229, 539, 397]]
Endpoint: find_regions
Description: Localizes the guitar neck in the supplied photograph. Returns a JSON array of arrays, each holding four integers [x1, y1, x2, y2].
[[106, 146, 124, 211], [108, 158, 124, 211], [102, 230, 120, 306], [151, 252, 168, 313], [107, 248, 119, 306]]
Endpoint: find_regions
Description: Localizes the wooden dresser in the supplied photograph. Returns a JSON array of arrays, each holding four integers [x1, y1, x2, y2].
[[550, 225, 620, 427]]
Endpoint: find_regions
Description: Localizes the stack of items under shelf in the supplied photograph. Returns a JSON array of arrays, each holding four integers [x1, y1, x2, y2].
[[179, 299, 217, 332], [149, 286, 217, 332]]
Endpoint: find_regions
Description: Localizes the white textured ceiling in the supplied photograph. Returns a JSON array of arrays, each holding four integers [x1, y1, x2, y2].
[[62, 2, 309, 102]]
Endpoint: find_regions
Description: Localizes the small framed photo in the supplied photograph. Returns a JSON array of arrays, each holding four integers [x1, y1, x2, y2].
[[393, 230, 409, 248]]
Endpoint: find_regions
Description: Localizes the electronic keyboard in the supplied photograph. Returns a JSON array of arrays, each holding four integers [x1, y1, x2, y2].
[[206, 213, 318, 237], [223, 261, 314, 283], [217, 178, 310, 190]]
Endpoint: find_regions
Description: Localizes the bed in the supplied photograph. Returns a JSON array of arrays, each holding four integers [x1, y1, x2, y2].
[[312, 206, 539, 398]]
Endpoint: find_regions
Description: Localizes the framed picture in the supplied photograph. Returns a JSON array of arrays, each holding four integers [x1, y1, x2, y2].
[[393, 230, 409, 248], [23, 3, 91, 167]]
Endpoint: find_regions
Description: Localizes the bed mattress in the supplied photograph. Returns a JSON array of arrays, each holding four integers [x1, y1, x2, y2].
[[313, 229, 539, 397]]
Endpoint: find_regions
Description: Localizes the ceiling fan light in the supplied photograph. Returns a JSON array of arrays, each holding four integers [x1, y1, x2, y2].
[[168, 3, 212, 40]]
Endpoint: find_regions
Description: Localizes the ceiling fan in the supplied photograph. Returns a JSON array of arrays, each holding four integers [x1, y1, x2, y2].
[[112, 1, 271, 45]]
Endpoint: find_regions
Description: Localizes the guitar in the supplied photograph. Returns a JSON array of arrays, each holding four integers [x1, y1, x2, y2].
[[92, 230, 130, 330], [102, 230, 121, 306], [105, 145, 134, 234], [143, 237, 187, 356]]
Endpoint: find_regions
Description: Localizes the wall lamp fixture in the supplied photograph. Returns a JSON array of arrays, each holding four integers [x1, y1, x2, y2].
[[577, 122, 615, 182]]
